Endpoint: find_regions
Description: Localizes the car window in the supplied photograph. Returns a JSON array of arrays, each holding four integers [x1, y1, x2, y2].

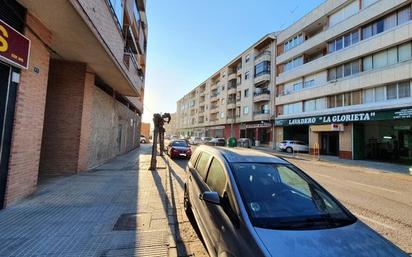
[[189, 150, 200, 167], [206, 158, 227, 196], [280, 141, 286, 144], [172, 141, 188, 147], [231, 163, 356, 230], [195, 152, 211, 179]]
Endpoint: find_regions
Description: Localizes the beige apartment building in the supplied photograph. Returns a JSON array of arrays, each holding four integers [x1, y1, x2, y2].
[[275, 0, 412, 162], [177, 33, 277, 146]]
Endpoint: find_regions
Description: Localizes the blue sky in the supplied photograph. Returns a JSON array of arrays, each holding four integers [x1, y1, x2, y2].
[[142, 0, 324, 123]]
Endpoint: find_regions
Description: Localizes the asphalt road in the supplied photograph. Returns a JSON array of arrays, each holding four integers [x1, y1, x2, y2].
[[166, 144, 412, 254]]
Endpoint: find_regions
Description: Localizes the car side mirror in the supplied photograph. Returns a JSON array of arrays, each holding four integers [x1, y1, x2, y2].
[[199, 191, 221, 205]]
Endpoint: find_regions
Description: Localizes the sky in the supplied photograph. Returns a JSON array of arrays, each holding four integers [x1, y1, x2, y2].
[[142, 0, 325, 123]]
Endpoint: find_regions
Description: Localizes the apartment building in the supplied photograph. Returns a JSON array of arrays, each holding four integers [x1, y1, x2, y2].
[[0, 0, 147, 209], [177, 33, 276, 146], [274, 0, 412, 162]]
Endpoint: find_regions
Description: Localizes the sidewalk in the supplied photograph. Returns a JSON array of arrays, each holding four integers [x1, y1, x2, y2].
[[254, 146, 412, 176], [0, 146, 179, 257]]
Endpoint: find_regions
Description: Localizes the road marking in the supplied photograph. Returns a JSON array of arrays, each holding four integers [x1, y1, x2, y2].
[[347, 181, 402, 194], [353, 213, 396, 231], [312, 172, 401, 194]]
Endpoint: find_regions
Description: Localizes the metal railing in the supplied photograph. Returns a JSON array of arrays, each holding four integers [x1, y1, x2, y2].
[[254, 89, 270, 96]]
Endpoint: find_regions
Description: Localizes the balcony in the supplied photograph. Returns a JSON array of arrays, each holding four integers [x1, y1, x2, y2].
[[227, 100, 236, 109], [254, 72, 271, 85], [210, 93, 219, 101], [228, 72, 237, 81], [253, 89, 270, 102], [255, 50, 271, 64], [210, 105, 219, 113], [253, 111, 271, 120]]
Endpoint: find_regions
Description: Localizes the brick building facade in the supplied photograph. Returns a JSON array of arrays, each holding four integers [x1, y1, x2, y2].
[[0, 0, 147, 208]]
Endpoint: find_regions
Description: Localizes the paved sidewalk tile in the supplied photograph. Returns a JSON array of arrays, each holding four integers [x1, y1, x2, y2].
[[0, 146, 177, 257]]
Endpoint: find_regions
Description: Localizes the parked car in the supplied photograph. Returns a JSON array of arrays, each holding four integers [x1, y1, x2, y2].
[[184, 146, 408, 257], [140, 135, 148, 144], [206, 137, 226, 146], [167, 140, 192, 159], [201, 137, 211, 144], [189, 136, 203, 145], [278, 140, 309, 153]]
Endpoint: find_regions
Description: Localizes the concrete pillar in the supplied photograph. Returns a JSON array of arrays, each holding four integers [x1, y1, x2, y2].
[[255, 128, 260, 146]]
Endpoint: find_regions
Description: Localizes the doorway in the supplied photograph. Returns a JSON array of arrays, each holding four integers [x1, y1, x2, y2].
[[320, 132, 339, 156], [0, 62, 18, 209]]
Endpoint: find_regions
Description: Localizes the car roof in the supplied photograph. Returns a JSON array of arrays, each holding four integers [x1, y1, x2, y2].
[[196, 145, 288, 164]]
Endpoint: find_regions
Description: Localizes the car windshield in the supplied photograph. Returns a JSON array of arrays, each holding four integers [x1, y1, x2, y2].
[[231, 163, 356, 230], [172, 141, 188, 147]]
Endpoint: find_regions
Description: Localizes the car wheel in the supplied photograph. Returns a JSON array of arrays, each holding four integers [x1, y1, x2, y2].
[[183, 186, 192, 215], [286, 147, 293, 153], [142, 139, 146, 144]]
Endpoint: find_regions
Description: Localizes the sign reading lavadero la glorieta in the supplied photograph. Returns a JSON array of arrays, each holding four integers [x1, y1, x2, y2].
[[275, 108, 412, 126]]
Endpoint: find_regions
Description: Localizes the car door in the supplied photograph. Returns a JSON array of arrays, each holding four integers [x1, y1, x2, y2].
[[204, 158, 264, 257], [188, 151, 215, 246]]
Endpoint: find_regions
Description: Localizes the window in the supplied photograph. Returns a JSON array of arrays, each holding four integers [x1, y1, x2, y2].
[[328, 68, 337, 81], [363, 56, 373, 71], [293, 82, 302, 91], [245, 54, 250, 63], [362, 25, 373, 39], [196, 152, 211, 179], [398, 81, 411, 98], [336, 38, 343, 51], [284, 56, 304, 72], [398, 42, 411, 62], [388, 47, 398, 65], [284, 102, 302, 115], [344, 92, 352, 106], [344, 34, 351, 48], [397, 6, 411, 25], [363, 88, 374, 103], [344, 63, 352, 76], [373, 51, 388, 68], [375, 86, 385, 101], [206, 158, 227, 196], [351, 60, 360, 74], [327, 95, 336, 108], [244, 89, 249, 97], [303, 79, 315, 88], [386, 84, 398, 100], [243, 106, 249, 114], [254, 61, 270, 77], [336, 94, 343, 107], [262, 104, 270, 114], [133, 1, 141, 22], [376, 19, 384, 34], [304, 100, 316, 112], [328, 42, 335, 53], [352, 30, 359, 44], [384, 13, 397, 31], [220, 112, 225, 118], [316, 98, 326, 109], [336, 65, 343, 79], [109, 0, 125, 27], [284, 33, 304, 52], [245, 71, 250, 80], [352, 90, 362, 105]]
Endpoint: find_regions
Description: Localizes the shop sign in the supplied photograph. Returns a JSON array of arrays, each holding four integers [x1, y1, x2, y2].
[[0, 19, 30, 69], [209, 126, 225, 130], [245, 122, 272, 129], [275, 108, 412, 126]]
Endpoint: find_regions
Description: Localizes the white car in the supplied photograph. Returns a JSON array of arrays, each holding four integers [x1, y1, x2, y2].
[[140, 135, 148, 144], [189, 136, 203, 145], [278, 140, 309, 153]]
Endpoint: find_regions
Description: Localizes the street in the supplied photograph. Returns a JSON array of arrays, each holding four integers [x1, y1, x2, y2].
[[167, 144, 412, 254]]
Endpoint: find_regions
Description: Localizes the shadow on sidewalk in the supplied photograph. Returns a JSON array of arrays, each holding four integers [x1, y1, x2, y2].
[[149, 155, 189, 256]]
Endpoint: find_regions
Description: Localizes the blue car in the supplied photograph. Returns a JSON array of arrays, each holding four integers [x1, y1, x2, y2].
[[183, 146, 408, 257]]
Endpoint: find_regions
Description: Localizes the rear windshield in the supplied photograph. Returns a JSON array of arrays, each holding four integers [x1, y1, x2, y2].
[[231, 163, 356, 230], [172, 141, 188, 147]]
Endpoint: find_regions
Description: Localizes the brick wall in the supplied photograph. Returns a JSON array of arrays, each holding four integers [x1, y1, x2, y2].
[[39, 60, 87, 175], [4, 27, 50, 206], [140, 123, 150, 139]]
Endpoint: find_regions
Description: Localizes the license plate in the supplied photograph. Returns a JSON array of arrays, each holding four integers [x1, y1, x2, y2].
[[179, 153, 186, 156]]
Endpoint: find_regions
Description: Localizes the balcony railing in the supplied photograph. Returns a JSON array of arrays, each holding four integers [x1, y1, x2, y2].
[[255, 50, 271, 59], [254, 89, 270, 96]]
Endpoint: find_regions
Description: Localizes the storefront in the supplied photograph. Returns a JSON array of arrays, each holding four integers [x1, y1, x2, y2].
[[240, 122, 272, 146], [0, 8, 29, 208], [275, 108, 412, 163], [206, 125, 225, 138]]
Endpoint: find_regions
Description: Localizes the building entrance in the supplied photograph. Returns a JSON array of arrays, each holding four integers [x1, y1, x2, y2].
[[0, 62, 18, 209], [320, 132, 339, 156]]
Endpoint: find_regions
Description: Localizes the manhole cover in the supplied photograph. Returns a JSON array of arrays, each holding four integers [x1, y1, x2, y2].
[[113, 213, 151, 231]]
